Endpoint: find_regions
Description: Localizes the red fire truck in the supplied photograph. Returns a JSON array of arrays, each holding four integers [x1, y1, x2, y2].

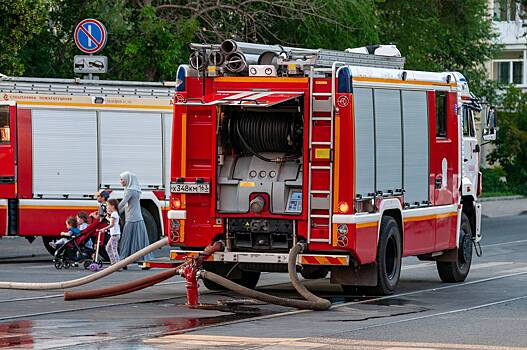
[[0, 77, 175, 253], [166, 41, 496, 294]]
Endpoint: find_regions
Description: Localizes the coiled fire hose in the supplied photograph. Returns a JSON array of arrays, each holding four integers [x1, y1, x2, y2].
[[0, 237, 168, 290], [199, 242, 331, 311]]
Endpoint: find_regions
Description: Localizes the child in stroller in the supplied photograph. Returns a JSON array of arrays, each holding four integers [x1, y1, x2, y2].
[[53, 217, 108, 270]]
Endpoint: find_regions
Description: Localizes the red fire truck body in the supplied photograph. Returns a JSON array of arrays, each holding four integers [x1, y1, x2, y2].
[[0, 77, 175, 251], [167, 44, 486, 293]]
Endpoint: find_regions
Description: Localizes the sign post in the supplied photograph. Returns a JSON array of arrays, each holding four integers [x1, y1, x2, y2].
[[73, 19, 108, 79]]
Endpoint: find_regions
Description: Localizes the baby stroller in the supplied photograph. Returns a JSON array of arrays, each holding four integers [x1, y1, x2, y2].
[[53, 219, 107, 270]]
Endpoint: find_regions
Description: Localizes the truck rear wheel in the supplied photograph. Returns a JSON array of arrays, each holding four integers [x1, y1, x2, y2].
[[42, 237, 57, 256], [340, 216, 402, 296], [370, 216, 402, 295], [202, 264, 261, 290], [436, 213, 472, 282]]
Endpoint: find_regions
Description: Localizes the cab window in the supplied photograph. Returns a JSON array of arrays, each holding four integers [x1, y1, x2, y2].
[[0, 106, 10, 144], [463, 107, 476, 137], [463, 108, 469, 136], [435, 91, 447, 138]]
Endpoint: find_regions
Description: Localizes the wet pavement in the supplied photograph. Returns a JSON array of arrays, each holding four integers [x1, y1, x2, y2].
[[1, 215, 527, 349]]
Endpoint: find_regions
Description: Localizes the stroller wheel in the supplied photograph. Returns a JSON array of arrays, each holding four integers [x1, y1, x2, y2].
[[63, 261, 71, 269], [83, 260, 93, 270], [54, 260, 63, 270], [97, 261, 104, 268]]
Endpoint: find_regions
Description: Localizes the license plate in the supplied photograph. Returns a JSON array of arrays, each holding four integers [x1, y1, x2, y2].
[[170, 183, 210, 194]]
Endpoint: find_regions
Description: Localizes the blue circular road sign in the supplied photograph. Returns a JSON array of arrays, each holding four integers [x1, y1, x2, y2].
[[74, 19, 107, 54]]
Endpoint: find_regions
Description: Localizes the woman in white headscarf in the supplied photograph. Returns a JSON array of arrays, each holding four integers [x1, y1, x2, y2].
[[118, 171, 154, 261]]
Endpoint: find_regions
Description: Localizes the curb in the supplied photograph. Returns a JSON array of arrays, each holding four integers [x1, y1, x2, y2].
[[479, 195, 525, 202]]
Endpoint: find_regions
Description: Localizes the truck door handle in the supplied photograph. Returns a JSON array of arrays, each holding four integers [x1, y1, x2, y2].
[[464, 158, 469, 162], [435, 177, 442, 189]]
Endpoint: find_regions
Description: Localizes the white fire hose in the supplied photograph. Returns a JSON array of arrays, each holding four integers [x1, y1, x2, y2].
[[0, 238, 168, 290]]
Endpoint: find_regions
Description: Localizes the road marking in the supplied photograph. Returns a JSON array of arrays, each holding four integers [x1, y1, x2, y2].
[[0, 294, 62, 303], [482, 239, 527, 248], [144, 335, 527, 350]]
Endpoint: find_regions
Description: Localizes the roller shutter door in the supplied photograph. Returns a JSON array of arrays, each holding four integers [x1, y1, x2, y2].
[[32, 109, 97, 197]]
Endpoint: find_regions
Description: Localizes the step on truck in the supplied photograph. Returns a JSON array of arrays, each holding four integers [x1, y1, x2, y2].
[[165, 40, 497, 294], [0, 76, 176, 254]]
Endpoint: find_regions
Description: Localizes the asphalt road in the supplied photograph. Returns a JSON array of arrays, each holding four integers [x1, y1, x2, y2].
[[1, 214, 526, 349]]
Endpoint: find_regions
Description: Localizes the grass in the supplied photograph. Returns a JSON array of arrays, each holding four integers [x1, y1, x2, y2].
[[480, 191, 521, 198]]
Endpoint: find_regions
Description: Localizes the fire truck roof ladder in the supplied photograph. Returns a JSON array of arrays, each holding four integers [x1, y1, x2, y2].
[[287, 48, 405, 70], [0, 76, 176, 98], [307, 63, 343, 244]]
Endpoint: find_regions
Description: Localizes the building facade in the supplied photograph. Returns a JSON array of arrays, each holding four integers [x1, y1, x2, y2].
[[490, 0, 527, 88]]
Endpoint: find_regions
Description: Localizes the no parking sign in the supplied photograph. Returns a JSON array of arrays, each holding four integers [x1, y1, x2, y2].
[[74, 19, 107, 54]]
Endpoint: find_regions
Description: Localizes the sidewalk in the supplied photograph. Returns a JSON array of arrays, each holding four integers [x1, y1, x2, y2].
[[481, 197, 527, 218]]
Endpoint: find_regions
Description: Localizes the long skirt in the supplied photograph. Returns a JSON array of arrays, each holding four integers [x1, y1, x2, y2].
[[119, 220, 155, 261]]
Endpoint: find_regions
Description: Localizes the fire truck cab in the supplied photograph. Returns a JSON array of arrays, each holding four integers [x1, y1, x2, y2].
[[167, 41, 488, 295]]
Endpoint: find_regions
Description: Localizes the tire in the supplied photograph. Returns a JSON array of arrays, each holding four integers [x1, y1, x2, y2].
[[202, 264, 261, 290], [141, 207, 159, 244], [238, 271, 261, 289], [42, 237, 58, 256], [437, 213, 473, 283], [83, 260, 92, 270], [369, 216, 402, 295]]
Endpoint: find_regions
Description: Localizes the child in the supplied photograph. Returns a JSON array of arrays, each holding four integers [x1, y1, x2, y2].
[[50, 216, 81, 249], [99, 199, 121, 266], [77, 211, 89, 231], [90, 191, 109, 222], [77, 211, 93, 249]]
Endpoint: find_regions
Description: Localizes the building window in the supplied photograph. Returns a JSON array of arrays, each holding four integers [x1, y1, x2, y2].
[[0, 106, 10, 144], [436, 91, 447, 138], [494, 0, 517, 21], [493, 61, 523, 85]]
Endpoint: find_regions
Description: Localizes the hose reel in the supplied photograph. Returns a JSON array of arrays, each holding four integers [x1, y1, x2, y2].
[[225, 113, 303, 162]]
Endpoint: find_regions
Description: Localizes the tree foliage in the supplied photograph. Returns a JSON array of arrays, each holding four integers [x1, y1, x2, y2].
[[0, 0, 49, 75], [488, 87, 527, 195]]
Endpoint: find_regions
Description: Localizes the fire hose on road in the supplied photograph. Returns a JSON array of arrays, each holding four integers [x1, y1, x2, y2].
[[0, 237, 168, 290]]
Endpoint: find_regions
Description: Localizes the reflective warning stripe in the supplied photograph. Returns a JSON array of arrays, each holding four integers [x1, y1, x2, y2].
[[300, 255, 348, 266]]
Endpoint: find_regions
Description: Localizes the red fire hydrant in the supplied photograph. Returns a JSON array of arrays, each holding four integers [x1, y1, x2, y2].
[[180, 241, 224, 308], [182, 260, 199, 307]]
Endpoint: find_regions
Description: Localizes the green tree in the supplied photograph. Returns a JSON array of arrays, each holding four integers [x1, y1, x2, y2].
[[0, 0, 49, 75], [488, 86, 527, 195]]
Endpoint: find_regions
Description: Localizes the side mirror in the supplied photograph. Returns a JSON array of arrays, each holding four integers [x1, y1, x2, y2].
[[483, 106, 497, 141]]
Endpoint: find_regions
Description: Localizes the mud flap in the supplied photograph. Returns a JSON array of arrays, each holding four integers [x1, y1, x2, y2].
[[330, 263, 377, 286], [475, 202, 482, 242]]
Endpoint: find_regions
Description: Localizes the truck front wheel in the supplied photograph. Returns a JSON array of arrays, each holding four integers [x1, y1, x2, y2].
[[436, 213, 472, 282]]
